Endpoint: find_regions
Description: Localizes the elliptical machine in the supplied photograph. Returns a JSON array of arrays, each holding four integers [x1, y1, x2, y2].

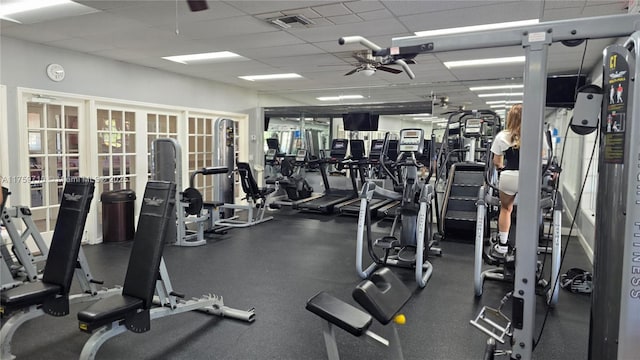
[[356, 128, 441, 288]]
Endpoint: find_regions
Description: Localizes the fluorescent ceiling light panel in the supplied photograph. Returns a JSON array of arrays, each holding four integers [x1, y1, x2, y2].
[[444, 56, 525, 68], [163, 51, 244, 64], [316, 95, 364, 101], [489, 104, 510, 109], [469, 84, 524, 91], [477, 92, 524, 98], [0, 0, 98, 24], [485, 100, 522, 105], [239, 73, 303, 81], [414, 19, 539, 37]]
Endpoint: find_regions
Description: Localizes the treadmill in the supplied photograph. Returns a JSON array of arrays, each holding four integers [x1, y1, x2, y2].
[[295, 139, 358, 214], [339, 139, 393, 217]]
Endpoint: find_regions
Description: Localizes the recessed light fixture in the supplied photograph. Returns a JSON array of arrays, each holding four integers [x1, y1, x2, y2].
[[414, 19, 539, 37], [477, 92, 524, 98], [469, 84, 523, 91], [0, 0, 98, 23], [239, 73, 303, 81], [444, 56, 525, 69], [489, 104, 510, 109], [163, 51, 244, 64], [316, 95, 364, 101]]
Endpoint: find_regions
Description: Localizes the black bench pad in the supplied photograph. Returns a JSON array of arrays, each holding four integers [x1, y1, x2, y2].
[[352, 267, 412, 325], [77, 294, 143, 330], [0, 281, 61, 309], [306, 291, 372, 337]]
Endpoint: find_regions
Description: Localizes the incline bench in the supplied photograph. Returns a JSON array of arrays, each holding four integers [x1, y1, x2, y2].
[[77, 181, 255, 360], [0, 179, 120, 360], [306, 267, 412, 360]]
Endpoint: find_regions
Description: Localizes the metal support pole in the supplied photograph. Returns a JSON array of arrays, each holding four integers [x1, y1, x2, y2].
[[511, 31, 550, 360]]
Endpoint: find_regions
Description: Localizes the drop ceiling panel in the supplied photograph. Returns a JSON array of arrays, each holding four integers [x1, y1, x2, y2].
[[27, 12, 149, 38], [328, 14, 364, 25], [344, 1, 386, 13], [0, 22, 70, 43], [156, 15, 279, 40], [383, 0, 507, 17], [104, 1, 245, 26], [358, 9, 394, 21], [287, 18, 409, 43], [239, 43, 324, 59], [200, 31, 306, 52], [224, 1, 334, 15], [399, 2, 543, 33], [311, 3, 352, 17], [47, 37, 113, 53]]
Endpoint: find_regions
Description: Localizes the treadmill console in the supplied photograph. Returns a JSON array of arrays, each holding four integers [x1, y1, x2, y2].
[[295, 149, 307, 162], [398, 129, 424, 155], [369, 139, 384, 160], [329, 139, 348, 160]]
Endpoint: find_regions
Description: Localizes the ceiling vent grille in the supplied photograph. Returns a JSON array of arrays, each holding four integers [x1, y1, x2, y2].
[[268, 14, 315, 29]]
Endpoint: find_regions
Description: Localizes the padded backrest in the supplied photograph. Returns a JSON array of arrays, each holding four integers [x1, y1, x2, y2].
[[1, 187, 8, 214], [352, 267, 412, 325], [237, 162, 260, 200], [42, 179, 95, 293], [122, 181, 175, 308]]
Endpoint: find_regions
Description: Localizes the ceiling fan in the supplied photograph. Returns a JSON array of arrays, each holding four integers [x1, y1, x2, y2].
[[343, 51, 415, 77]]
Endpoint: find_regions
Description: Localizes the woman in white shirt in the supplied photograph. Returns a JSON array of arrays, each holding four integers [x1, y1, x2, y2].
[[490, 104, 522, 257]]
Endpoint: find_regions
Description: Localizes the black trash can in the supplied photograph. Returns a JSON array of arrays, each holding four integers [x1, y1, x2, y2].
[[101, 189, 136, 242]]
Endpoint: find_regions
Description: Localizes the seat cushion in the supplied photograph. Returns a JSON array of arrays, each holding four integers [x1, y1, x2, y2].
[[77, 295, 143, 330], [306, 291, 372, 337], [1, 281, 61, 309]]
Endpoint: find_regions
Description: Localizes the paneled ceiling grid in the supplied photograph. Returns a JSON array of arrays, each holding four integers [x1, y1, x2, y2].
[[0, 0, 632, 111]]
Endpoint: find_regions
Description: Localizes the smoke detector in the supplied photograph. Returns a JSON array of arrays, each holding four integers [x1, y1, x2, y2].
[[268, 14, 315, 29]]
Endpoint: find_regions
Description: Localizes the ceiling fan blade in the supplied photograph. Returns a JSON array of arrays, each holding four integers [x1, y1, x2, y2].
[[377, 66, 403, 74], [344, 68, 359, 76]]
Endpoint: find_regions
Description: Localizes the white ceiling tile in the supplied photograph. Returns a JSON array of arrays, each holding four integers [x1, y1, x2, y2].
[[281, 7, 323, 19], [200, 31, 305, 51], [74, 1, 140, 11], [240, 43, 324, 59], [157, 15, 280, 40], [327, 14, 363, 25], [288, 18, 407, 43], [343, 1, 386, 13], [543, 0, 586, 10], [398, 2, 543, 33], [311, 3, 353, 17], [581, 2, 628, 16], [0, 23, 70, 43], [104, 1, 246, 26], [358, 9, 394, 21], [28, 12, 149, 38], [226, 1, 332, 15], [383, 1, 506, 16]]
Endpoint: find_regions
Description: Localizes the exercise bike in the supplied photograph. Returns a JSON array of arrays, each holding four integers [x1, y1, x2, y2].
[[356, 128, 441, 288]]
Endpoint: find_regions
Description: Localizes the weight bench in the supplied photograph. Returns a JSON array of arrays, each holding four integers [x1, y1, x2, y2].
[[77, 181, 255, 360], [216, 162, 275, 228], [306, 267, 412, 360], [0, 179, 121, 360]]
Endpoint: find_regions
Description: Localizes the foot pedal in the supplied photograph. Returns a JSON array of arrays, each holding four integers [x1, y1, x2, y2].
[[397, 246, 416, 263], [470, 306, 512, 344], [374, 236, 399, 249]]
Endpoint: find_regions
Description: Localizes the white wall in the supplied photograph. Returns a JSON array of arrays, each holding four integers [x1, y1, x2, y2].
[[0, 36, 299, 178]]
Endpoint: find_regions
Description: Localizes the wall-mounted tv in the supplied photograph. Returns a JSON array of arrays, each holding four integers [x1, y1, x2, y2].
[[546, 75, 587, 108], [343, 112, 380, 131]]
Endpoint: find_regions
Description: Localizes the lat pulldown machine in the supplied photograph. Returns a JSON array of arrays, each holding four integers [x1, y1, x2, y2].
[[341, 12, 640, 360]]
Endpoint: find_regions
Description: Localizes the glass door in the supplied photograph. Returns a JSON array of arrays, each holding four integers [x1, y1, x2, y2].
[[24, 100, 84, 243]]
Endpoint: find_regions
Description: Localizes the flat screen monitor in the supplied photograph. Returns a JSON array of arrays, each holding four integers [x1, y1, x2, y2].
[[546, 75, 587, 108], [343, 112, 380, 131]]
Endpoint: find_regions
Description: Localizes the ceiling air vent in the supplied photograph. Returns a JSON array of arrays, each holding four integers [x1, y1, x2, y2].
[[268, 14, 315, 29]]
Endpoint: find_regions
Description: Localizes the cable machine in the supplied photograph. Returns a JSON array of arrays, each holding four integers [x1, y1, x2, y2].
[[341, 12, 640, 360]]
